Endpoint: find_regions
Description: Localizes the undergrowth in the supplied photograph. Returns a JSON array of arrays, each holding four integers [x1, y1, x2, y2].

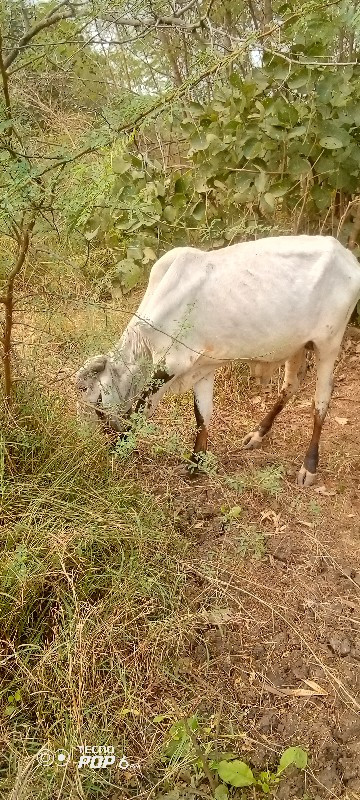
[[0, 384, 322, 799], [0, 383, 191, 798]]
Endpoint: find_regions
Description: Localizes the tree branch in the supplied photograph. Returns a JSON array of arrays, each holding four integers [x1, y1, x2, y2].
[[2, 220, 34, 405], [0, 28, 13, 138], [3, 9, 74, 70], [264, 47, 359, 67]]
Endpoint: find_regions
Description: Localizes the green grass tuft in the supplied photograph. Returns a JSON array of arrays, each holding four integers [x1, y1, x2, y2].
[[1, 384, 189, 798]]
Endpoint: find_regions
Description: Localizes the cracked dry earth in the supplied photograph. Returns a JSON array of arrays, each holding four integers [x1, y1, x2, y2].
[[121, 331, 360, 800]]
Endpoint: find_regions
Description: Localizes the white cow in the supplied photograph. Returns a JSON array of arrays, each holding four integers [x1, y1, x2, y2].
[[75, 235, 360, 486]]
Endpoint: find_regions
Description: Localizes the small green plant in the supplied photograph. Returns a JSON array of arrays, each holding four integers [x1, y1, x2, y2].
[[220, 505, 242, 523], [113, 412, 158, 460], [152, 431, 185, 457], [224, 465, 284, 497], [161, 716, 308, 796], [186, 451, 218, 477], [4, 689, 22, 717], [220, 508, 265, 558], [235, 526, 266, 559], [163, 716, 199, 762], [211, 746, 308, 793], [308, 499, 321, 516], [255, 466, 285, 496]]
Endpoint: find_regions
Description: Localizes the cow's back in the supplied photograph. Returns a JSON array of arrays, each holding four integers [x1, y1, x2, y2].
[[138, 236, 360, 363]]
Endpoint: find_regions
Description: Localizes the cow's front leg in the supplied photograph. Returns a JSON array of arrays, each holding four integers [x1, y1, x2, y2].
[[188, 373, 215, 474]]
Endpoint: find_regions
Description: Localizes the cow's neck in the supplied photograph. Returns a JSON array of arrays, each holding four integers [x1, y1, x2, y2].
[[109, 321, 152, 403]]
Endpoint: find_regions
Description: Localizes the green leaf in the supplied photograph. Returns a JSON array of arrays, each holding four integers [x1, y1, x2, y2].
[[287, 69, 310, 89], [192, 201, 206, 221], [319, 122, 351, 148], [319, 136, 344, 149], [4, 706, 15, 716], [164, 736, 190, 759], [14, 690, 21, 702], [115, 258, 142, 292], [278, 746, 308, 773], [311, 184, 333, 211], [228, 506, 242, 519], [188, 715, 199, 731], [143, 247, 156, 264], [234, 174, 252, 192], [270, 178, 293, 197], [288, 156, 311, 178], [112, 156, 131, 174], [163, 206, 176, 223], [155, 181, 165, 196], [214, 785, 228, 800], [130, 168, 145, 181], [190, 133, 209, 152], [243, 139, 264, 159], [127, 245, 142, 261], [263, 192, 275, 209], [174, 177, 187, 193], [84, 226, 100, 241], [217, 760, 255, 787], [288, 125, 307, 140], [255, 171, 267, 193]]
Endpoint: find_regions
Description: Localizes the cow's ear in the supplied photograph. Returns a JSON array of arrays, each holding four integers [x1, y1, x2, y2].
[[85, 355, 107, 375]]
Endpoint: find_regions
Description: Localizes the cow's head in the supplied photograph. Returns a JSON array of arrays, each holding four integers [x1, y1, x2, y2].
[[75, 354, 133, 432]]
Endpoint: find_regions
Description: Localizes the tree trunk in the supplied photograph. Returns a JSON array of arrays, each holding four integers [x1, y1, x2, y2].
[[348, 200, 360, 251], [264, 0, 272, 25], [2, 227, 32, 406], [158, 30, 182, 87]]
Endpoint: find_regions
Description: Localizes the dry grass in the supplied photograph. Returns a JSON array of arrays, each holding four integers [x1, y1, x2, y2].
[[1, 286, 360, 800]]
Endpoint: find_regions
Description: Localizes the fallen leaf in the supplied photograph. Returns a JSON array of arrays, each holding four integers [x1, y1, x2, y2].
[[334, 417, 349, 426], [262, 681, 327, 698], [298, 519, 314, 528], [302, 679, 327, 695], [314, 485, 336, 496], [201, 608, 233, 625]]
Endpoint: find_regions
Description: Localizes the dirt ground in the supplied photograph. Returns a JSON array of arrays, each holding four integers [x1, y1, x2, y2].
[[116, 330, 360, 800]]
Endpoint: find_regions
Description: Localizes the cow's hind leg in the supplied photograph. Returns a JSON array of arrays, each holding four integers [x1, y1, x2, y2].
[[188, 372, 215, 473], [297, 343, 339, 487], [242, 348, 306, 450]]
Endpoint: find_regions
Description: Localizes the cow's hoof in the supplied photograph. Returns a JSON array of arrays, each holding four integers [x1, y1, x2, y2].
[[297, 465, 317, 487], [241, 430, 263, 450]]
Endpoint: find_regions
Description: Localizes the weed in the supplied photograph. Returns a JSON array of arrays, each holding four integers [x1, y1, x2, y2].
[[308, 499, 322, 516], [235, 526, 266, 559], [1, 382, 189, 798], [113, 411, 158, 459], [186, 450, 218, 477], [159, 716, 308, 796], [220, 507, 265, 558], [225, 465, 284, 497]]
